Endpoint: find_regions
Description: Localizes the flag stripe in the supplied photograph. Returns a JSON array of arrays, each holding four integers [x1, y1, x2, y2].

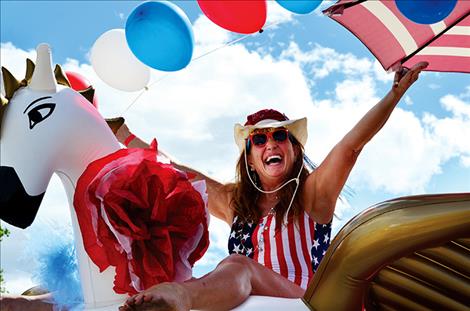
[[263, 215, 274, 270], [293, 216, 310, 289], [287, 218, 303, 286], [418, 46, 470, 57], [404, 55, 470, 73], [430, 21, 448, 35], [275, 223, 289, 279], [447, 25, 470, 36], [252, 218, 262, 262], [299, 213, 314, 286], [429, 35, 470, 49], [281, 221, 296, 283]]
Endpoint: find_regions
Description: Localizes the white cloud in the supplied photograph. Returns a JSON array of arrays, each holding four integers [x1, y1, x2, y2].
[[461, 156, 470, 168], [373, 60, 394, 83], [0, 43, 36, 96], [462, 86, 470, 99], [266, 1, 294, 28], [404, 95, 413, 106], [279, 42, 393, 83], [440, 94, 470, 120]]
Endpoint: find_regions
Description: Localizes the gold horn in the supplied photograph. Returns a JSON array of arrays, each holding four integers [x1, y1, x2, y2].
[[1, 95, 9, 134], [25, 58, 35, 83], [78, 86, 95, 104], [1, 67, 21, 100], [54, 64, 71, 87]]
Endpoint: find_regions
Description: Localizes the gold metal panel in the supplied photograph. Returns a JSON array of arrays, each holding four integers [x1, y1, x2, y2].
[[303, 193, 470, 311], [369, 283, 431, 311], [371, 266, 469, 310]]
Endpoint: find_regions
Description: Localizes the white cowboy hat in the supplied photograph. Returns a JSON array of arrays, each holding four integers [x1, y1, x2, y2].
[[234, 109, 308, 153]]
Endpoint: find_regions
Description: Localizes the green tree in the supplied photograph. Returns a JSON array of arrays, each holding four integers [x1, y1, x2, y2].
[[0, 224, 10, 293]]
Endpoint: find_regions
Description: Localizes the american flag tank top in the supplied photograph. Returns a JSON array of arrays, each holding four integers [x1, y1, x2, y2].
[[228, 211, 332, 290]]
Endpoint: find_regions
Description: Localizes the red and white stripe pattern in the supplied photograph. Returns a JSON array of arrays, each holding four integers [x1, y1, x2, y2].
[[324, 0, 470, 73], [252, 212, 317, 290]]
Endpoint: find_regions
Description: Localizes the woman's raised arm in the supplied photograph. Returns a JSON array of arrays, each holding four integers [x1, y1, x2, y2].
[[303, 62, 428, 223]]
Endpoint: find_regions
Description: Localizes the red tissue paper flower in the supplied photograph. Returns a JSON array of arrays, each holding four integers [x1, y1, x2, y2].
[[74, 140, 209, 295]]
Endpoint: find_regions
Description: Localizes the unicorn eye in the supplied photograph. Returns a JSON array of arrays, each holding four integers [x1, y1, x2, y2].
[[27, 103, 56, 129]]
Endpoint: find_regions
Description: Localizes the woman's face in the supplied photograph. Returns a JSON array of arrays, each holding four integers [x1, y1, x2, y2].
[[247, 127, 298, 189]]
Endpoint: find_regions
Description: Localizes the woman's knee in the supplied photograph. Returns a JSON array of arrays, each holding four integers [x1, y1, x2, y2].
[[218, 254, 260, 281], [215, 254, 253, 297]]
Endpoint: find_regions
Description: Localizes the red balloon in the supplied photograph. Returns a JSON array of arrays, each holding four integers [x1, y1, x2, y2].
[[65, 71, 98, 108], [197, 0, 266, 34]]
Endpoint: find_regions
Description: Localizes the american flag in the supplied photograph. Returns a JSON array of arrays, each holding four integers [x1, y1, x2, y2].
[[324, 0, 470, 73]]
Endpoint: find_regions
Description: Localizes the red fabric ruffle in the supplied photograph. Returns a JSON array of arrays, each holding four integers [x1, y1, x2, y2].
[[74, 140, 209, 295]]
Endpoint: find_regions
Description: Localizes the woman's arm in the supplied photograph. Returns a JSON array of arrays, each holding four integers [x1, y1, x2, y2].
[[115, 124, 234, 225], [303, 62, 428, 223]]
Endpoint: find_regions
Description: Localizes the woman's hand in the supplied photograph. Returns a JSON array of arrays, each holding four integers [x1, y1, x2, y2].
[[392, 61, 428, 96]]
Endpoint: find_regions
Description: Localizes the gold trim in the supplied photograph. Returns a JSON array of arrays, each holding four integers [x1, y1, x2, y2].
[[78, 86, 95, 105], [1, 67, 21, 100], [54, 64, 71, 87], [24, 58, 35, 83]]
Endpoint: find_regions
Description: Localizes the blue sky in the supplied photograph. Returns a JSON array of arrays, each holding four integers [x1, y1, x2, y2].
[[1, 0, 469, 294]]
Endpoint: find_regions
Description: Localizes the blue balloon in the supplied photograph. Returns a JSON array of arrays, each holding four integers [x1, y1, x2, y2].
[[396, 0, 457, 25], [126, 1, 194, 71], [276, 0, 323, 15]]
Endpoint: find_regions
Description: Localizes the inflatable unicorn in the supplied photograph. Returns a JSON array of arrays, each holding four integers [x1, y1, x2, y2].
[[0, 44, 209, 310]]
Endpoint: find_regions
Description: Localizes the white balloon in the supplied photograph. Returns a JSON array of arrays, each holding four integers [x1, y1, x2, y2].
[[91, 29, 150, 92]]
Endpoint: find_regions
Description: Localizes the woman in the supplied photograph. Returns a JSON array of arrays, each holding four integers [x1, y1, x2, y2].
[[117, 62, 428, 311]]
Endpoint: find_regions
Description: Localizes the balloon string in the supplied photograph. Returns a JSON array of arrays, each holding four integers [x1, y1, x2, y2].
[[192, 34, 251, 62], [121, 75, 169, 114], [192, 20, 280, 63], [120, 21, 281, 115]]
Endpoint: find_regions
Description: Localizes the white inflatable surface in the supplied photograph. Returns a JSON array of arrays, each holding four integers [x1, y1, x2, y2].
[[86, 296, 309, 310], [233, 296, 308, 310]]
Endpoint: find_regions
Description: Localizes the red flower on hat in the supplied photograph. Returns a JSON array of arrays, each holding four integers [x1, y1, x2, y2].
[[245, 109, 289, 126], [74, 140, 209, 295]]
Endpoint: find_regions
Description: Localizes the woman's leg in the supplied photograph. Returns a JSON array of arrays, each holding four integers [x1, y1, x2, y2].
[[121, 254, 304, 311]]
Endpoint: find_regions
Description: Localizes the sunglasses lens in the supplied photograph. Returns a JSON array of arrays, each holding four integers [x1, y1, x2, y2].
[[273, 129, 288, 142], [252, 133, 268, 146]]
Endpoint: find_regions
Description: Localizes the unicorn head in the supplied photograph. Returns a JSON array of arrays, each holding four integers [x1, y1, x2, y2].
[[0, 43, 120, 228]]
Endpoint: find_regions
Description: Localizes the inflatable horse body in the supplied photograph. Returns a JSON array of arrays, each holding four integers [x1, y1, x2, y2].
[[1, 44, 125, 309]]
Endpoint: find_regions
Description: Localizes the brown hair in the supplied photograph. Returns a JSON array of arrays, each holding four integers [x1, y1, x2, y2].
[[231, 136, 309, 227]]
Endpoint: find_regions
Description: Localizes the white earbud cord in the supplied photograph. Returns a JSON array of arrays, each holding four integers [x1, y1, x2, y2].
[[244, 148, 303, 225]]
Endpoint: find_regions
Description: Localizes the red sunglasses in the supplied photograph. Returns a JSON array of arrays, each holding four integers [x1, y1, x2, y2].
[[249, 128, 289, 147]]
